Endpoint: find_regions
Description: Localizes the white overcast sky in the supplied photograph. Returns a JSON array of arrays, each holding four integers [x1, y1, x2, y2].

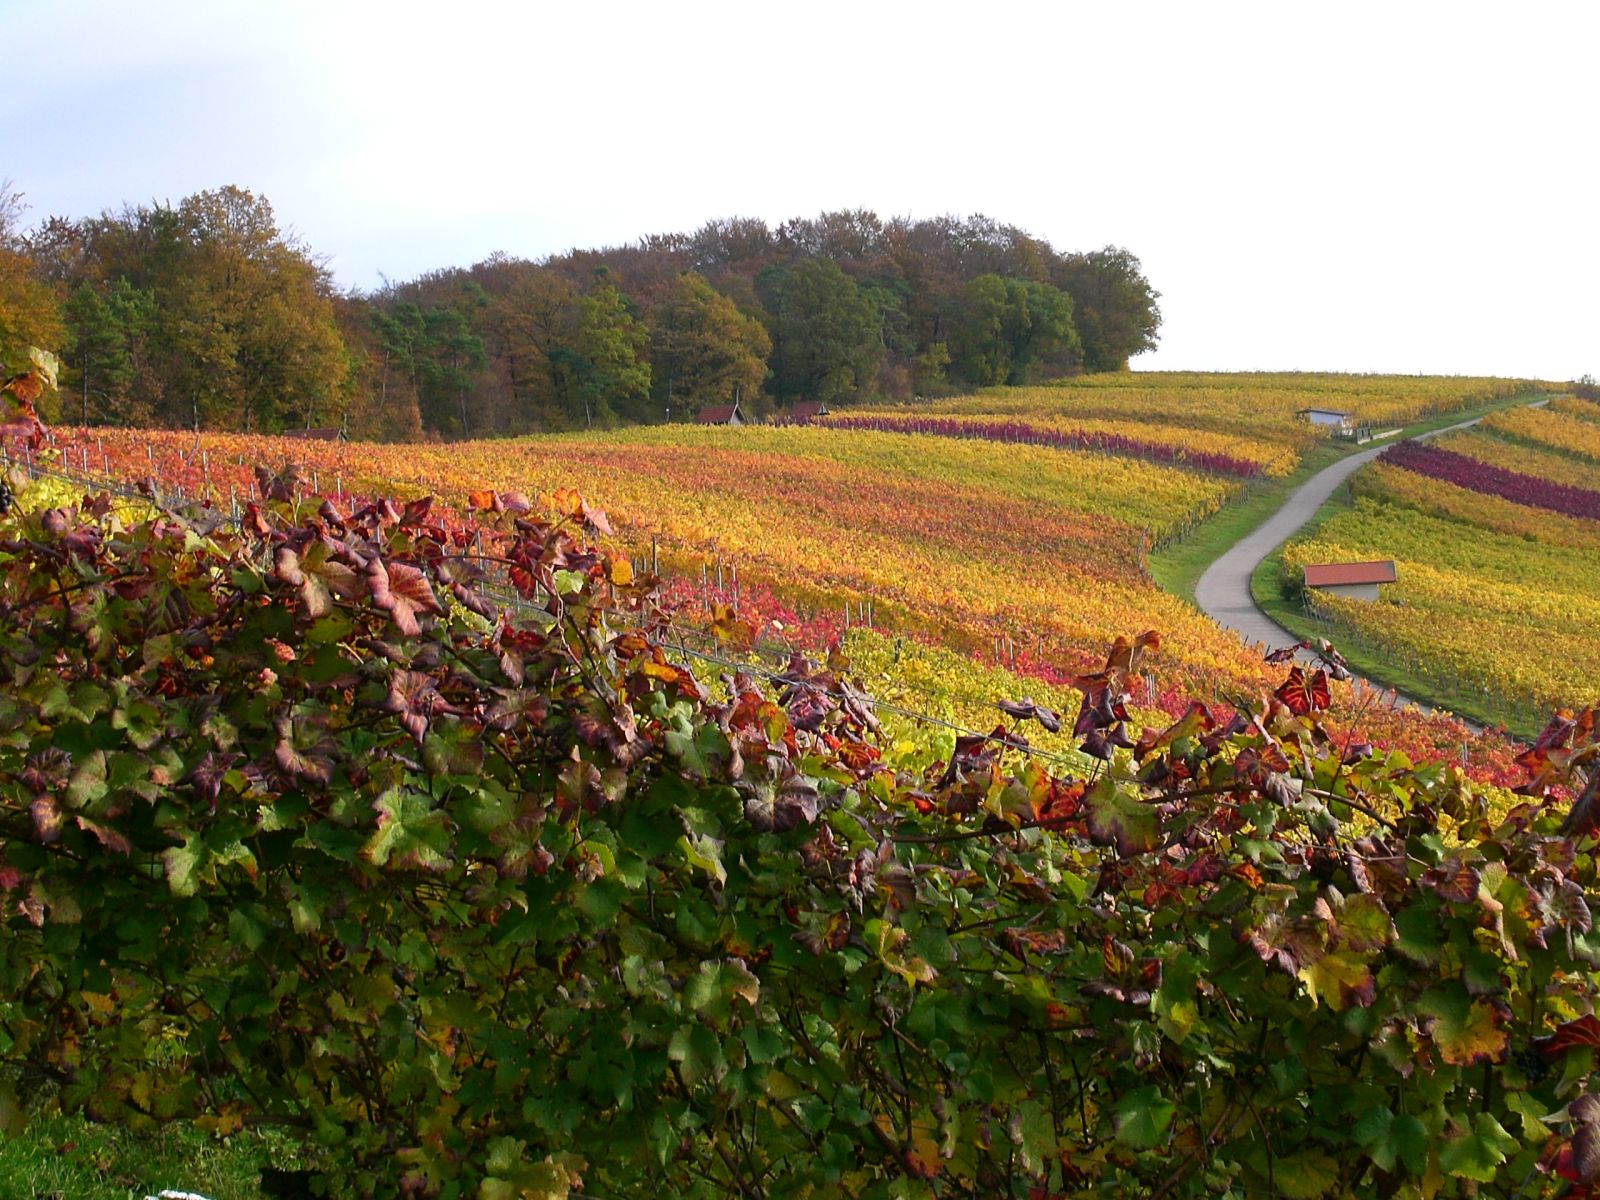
[[4, 0, 1596, 379]]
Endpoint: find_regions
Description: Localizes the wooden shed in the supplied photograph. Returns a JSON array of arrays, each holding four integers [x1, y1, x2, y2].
[[1296, 408, 1355, 433], [1303, 560, 1397, 601], [696, 401, 744, 426], [789, 401, 831, 423], [282, 427, 344, 442]]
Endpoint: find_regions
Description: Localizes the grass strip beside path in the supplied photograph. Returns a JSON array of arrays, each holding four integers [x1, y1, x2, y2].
[[1247, 540, 1540, 740], [1235, 396, 1563, 741], [1147, 392, 1554, 605]]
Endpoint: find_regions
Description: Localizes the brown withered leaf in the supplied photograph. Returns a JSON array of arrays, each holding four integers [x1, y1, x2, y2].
[[274, 734, 333, 785], [187, 750, 239, 809], [75, 816, 132, 855], [997, 697, 1061, 733]]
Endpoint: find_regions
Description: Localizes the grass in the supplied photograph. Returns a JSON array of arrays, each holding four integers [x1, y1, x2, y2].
[[1248, 535, 1541, 740], [1240, 442, 1550, 740], [1149, 389, 1556, 738], [1146, 442, 1349, 602], [1146, 391, 1552, 605], [0, 1096, 294, 1200]]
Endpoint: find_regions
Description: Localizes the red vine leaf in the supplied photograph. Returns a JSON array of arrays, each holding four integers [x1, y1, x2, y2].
[[1275, 666, 1331, 716], [1538, 1014, 1600, 1058], [368, 558, 444, 637]]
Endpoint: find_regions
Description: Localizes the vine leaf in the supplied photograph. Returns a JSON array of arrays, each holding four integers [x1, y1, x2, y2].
[[1112, 1085, 1174, 1149], [1437, 1113, 1518, 1182], [1084, 777, 1158, 856], [1353, 1107, 1429, 1174], [1421, 986, 1508, 1066], [1536, 1013, 1600, 1058], [1296, 948, 1374, 1011], [1264, 1149, 1339, 1198], [1559, 768, 1600, 838], [368, 558, 443, 636], [1275, 666, 1331, 716]]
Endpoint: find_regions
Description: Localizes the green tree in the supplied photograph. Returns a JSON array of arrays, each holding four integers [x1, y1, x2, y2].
[[949, 273, 1010, 385], [650, 272, 769, 421], [366, 302, 428, 436], [911, 341, 951, 396], [61, 279, 154, 424], [950, 275, 1080, 386], [570, 280, 650, 427], [1003, 276, 1079, 382], [417, 305, 488, 438], [762, 257, 880, 403], [1052, 245, 1161, 371], [485, 268, 581, 429], [332, 294, 421, 441]]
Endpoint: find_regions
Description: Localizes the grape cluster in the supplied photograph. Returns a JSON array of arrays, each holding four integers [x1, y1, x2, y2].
[[0, 477, 13, 517], [1512, 1044, 1551, 1083]]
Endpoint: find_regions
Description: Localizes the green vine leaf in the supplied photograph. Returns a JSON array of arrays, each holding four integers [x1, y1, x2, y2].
[[1437, 1112, 1519, 1182], [1112, 1085, 1174, 1149]]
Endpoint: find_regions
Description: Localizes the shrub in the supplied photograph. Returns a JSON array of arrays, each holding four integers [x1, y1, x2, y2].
[[2, 469, 1599, 1197]]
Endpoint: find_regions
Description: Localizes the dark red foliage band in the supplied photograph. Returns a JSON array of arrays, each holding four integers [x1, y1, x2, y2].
[[1382, 440, 1600, 522], [812, 414, 1263, 478]]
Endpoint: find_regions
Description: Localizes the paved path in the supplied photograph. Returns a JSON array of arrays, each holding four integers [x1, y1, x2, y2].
[[1193, 409, 1520, 721]]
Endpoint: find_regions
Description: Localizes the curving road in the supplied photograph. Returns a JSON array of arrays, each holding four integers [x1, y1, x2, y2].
[[1192, 406, 1539, 721]]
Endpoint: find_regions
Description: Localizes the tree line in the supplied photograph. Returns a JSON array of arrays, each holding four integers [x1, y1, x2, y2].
[[0, 182, 1161, 439]]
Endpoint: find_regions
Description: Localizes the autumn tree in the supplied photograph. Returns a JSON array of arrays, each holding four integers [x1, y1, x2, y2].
[[45, 187, 349, 430], [175, 187, 349, 431], [23, 188, 1163, 431], [0, 182, 64, 392], [650, 271, 769, 420]]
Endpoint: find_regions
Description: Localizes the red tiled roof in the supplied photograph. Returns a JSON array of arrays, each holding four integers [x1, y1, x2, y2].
[[697, 404, 738, 424], [282, 427, 342, 441], [791, 402, 829, 421], [1303, 560, 1397, 587]]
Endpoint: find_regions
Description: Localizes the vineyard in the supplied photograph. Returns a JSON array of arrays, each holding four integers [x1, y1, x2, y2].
[[869, 373, 1537, 447], [9, 369, 1600, 1198], [13, 373, 1553, 782], [1279, 397, 1600, 731]]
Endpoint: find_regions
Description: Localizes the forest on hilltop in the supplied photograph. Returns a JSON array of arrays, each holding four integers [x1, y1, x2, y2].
[[0, 183, 1160, 440]]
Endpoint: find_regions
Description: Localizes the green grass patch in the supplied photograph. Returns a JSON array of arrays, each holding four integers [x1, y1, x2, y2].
[[1147, 391, 1555, 605], [1146, 443, 1348, 602], [0, 1106, 291, 1200], [1246, 484, 1544, 741]]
